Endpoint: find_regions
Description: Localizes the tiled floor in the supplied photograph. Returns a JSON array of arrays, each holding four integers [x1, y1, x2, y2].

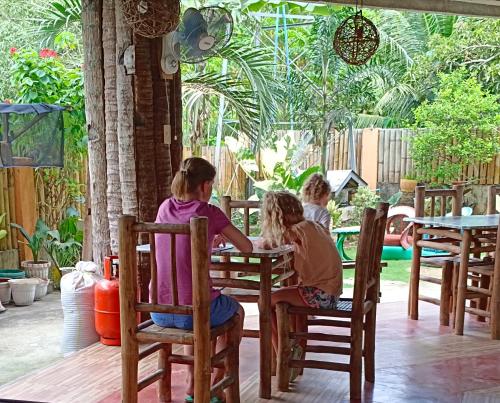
[[1, 301, 500, 403]]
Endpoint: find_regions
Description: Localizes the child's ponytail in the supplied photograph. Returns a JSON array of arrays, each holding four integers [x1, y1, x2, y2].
[[171, 157, 216, 200]]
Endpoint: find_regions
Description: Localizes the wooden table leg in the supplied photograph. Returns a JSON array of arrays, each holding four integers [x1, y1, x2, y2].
[[409, 223, 422, 320], [491, 252, 500, 340], [258, 258, 272, 399], [455, 229, 472, 336]]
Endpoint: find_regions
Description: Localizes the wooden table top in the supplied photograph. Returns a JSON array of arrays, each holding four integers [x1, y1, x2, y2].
[[211, 244, 294, 259], [137, 239, 294, 259], [405, 214, 499, 230]]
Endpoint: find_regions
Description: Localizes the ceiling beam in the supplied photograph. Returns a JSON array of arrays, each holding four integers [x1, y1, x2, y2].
[[307, 0, 500, 18]]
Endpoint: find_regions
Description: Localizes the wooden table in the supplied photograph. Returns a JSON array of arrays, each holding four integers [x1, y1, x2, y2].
[[211, 245, 294, 399], [405, 214, 499, 335], [332, 226, 361, 261]]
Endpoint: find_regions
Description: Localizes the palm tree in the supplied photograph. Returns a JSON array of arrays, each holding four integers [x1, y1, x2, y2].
[[182, 43, 284, 150]]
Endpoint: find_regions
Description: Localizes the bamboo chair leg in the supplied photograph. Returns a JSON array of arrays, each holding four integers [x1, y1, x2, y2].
[[225, 326, 241, 403], [364, 306, 377, 383], [121, 339, 139, 403], [296, 314, 307, 376], [440, 261, 453, 326], [276, 303, 291, 392], [158, 344, 172, 402], [477, 274, 490, 323], [350, 320, 363, 400]]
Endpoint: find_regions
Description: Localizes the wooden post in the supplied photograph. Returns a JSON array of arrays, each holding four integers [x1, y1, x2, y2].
[[118, 215, 139, 403], [191, 217, 211, 403], [487, 185, 498, 214], [360, 129, 379, 190], [12, 168, 37, 261]]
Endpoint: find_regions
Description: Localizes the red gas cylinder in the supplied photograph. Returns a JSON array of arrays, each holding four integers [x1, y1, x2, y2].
[[95, 256, 121, 346]]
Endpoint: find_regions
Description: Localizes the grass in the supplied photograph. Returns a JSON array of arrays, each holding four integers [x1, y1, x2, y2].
[[228, 246, 412, 288], [342, 247, 411, 286]]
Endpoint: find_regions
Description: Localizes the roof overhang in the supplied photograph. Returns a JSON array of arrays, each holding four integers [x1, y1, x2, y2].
[[307, 0, 500, 18]]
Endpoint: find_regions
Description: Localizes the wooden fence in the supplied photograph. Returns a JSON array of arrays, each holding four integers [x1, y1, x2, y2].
[[185, 128, 500, 197], [0, 162, 87, 253]]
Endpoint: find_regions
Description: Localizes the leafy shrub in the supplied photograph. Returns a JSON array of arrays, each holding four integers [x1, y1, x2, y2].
[[350, 187, 381, 225], [326, 200, 343, 229], [410, 69, 500, 183]]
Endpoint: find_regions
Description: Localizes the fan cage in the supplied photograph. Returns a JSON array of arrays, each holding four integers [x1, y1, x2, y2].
[[178, 6, 233, 64]]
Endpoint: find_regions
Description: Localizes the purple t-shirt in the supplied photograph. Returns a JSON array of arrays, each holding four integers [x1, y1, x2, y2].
[[154, 197, 230, 305]]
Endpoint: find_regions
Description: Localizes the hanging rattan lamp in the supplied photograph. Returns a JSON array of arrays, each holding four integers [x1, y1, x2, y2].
[[333, 1, 379, 66], [122, 0, 180, 38]]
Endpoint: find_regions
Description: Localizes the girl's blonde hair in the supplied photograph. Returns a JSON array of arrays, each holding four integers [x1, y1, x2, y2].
[[302, 173, 331, 203], [171, 157, 216, 200], [260, 191, 304, 246]]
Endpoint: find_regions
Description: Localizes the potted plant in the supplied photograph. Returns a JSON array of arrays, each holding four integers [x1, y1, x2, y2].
[[11, 219, 52, 280], [400, 173, 418, 193]]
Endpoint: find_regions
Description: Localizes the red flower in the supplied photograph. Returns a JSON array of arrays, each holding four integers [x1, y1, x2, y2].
[[9, 47, 17, 55], [39, 48, 58, 58]]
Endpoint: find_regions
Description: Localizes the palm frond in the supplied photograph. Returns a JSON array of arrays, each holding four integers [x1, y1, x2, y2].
[[30, 0, 82, 46], [183, 72, 260, 142]]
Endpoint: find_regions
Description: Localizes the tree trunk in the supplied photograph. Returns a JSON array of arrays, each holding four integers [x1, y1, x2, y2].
[[103, 0, 121, 255], [115, 0, 137, 217], [150, 38, 172, 204], [134, 34, 157, 307], [82, 0, 110, 265], [169, 71, 183, 175]]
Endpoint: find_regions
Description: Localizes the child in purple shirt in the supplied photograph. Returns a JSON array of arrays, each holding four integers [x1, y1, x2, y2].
[[152, 157, 252, 402]]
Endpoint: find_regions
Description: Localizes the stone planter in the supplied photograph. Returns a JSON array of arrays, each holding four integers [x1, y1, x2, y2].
[[400, 178, 418, 193], [8, 278, 38, 306], [21, 261, 51, 280], [0, 279, 11, 304], [34, 279, 49, 300]]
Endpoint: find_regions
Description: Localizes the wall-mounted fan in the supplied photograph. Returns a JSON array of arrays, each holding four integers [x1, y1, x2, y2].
[[161, 7, 233, 75]]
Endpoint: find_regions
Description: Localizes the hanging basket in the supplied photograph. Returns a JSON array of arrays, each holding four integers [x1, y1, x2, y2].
[[333, 11, 379, 66], [122, 0, 180, 38]]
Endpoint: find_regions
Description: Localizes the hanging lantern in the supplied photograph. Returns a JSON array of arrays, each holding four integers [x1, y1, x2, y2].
[[333, 6, 379, 66], [122, 0, 180, 38]]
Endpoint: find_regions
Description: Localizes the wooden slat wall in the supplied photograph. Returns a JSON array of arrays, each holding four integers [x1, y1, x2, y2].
[[0, 169, 17, 251], [183, 146, 247, 199]]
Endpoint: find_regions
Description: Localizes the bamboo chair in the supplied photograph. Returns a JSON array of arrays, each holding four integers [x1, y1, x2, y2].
[[276, 203, 389, 401], [453, 186, 500, 325], [119, 215, 240, 403], [454, 214, 500, 338], [409, 184, 464, 325], [212, 195, 295, 327]]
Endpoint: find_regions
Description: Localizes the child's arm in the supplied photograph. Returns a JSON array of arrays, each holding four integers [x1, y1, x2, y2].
[[221, 223, 253, 253]]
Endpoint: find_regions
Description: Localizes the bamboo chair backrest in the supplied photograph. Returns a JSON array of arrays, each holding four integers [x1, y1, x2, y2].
[[414, 184, 464, 218], [119, 215, 210, 333], [487, 186, 500, 214], [352, 203, 389, 315], [221, 195, 261, 236]]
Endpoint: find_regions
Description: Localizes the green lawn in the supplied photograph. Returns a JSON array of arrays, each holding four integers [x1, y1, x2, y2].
[[342, 247, 411, 286], [233, 247, 412, 287]]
